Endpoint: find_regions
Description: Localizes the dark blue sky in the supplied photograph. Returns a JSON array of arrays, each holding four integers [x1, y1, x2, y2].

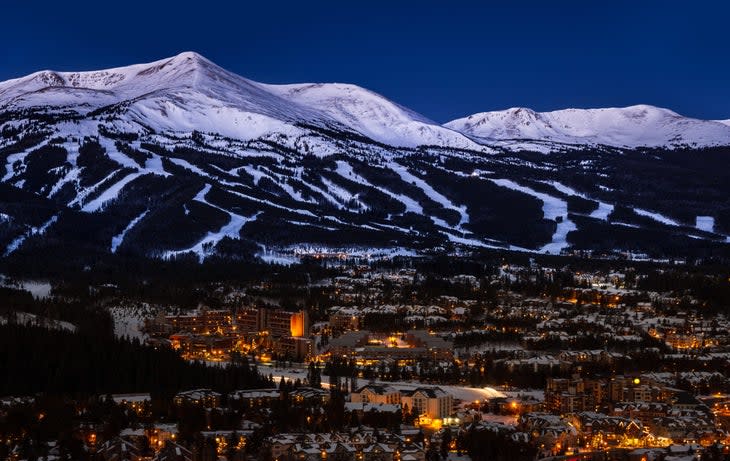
[[2, 0, 728, 122]]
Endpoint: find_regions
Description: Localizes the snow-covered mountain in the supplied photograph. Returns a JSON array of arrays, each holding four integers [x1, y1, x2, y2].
[[0, 52, 480, 150], [264, 82, 482, 149], [5, 52, 728, 152], [1, 52, 729, 263], [444, 105, 730, 150]]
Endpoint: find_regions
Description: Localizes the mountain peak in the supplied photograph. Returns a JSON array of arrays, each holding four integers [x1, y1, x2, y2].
[[172, 51, 207, 61], [0, 51, 220, 103], [161, 51, 215, 72], [445, 104, 730, 149]]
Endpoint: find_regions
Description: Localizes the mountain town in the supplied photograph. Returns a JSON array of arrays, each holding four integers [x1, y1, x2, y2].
[[2, 255, 730, 461], [3, 3, 730, 461]]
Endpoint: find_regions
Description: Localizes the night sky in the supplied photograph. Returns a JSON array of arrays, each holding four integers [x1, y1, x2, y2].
[[2, 0, 728, 122]]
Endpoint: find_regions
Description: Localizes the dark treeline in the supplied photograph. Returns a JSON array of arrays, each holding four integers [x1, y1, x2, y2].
[[459, 423, 537, 461], [0, 324, 269, 398], [1, 249, 336, 308], [0, 287, 114, 336], [638, 269, 730, 313]]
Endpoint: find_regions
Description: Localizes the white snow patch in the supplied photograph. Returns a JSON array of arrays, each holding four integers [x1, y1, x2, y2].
[[0, 276, 52, 299], [388, 161, 468, 227], [2, 140, 51, 181], [590, 202, 615, 221], [164, 184, 260, 262], [546, 180, 614, 220], [0, 312, 76, 332], [239, 165, 266, 185], [634, 208, 681, 226], [490, 179, 576, 254], [4, 215, 58, 256], [81, 172, 144, 212], [108, 305, 156, 341], [111, 210, 149, 253], [696, 216, 715, 233], [255, 245, 300, 266]]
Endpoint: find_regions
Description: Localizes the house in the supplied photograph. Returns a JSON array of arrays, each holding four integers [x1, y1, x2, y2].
[[290, 387, 330, 404], [97, 437, 145, 461], [152, 442, 192, 461]]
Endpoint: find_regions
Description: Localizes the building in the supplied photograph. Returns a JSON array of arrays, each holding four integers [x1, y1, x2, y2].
[[351, 384, 401, 405], [228, 389, 281, 409], [329, 311, 360, 331], [401, 387, 453, 420], [264, 430, 425, 461], [545, 376, 597, 413], [350, 384, 453, 422], [290, 387, 330, 405], [290, 310, 309, 338], [173, 389, 221, 408], [111, 393, 152, 417], [159, 306, 309, 339], [327, 330, 453, 364], [277, 335, 314, 361]]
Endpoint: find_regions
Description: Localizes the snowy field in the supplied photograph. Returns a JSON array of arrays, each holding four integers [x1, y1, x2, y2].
[[108, 304, 159, 341], [257, 365, 506, 401]]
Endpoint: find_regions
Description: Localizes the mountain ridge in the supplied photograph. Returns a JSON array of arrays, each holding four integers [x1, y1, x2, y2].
[[2, 51, 729, 151], [444, 105, 730, 151], [1, 52, 729, 263]]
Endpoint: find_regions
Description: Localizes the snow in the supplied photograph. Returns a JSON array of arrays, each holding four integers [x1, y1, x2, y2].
[[489, 179, 576, 254], [108, 305, 153, 341], [1, 51, 485, 151], [255, 246, 301, 266], [2, 52, 729, 154], [695, 216, 715, 233], [0, 312, 76, 332], [97, 136, 144, 170], [442, 231, 504, 250], [2, 140, 51, 181], [590, 202, 615, 221], [388, 162, 469, 228], [299, 179, 347, 209], [144, 153, 168, 175], [19, 281, 53, 299], [633, 208, 681, 227], [3, 52, 730, 257], [67, 169, 120, 208], [258, 245, 419, 263], [240, 165, 266, 185], [111, 210, 149, 253], [226, 189, 318, 218], [48, 165, 79, 198], [164, 184, 260, 262], [546, 180, 614, 220], [258, 365, 505, 401], [318, 176, 367, 210], [445, 105, 730, 150], [334, 160, 425, 216], [265, 82, 486, 150], [4, 215, 58, 256], [81, 172, 145, 212], [0, 276, 52, 299]]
